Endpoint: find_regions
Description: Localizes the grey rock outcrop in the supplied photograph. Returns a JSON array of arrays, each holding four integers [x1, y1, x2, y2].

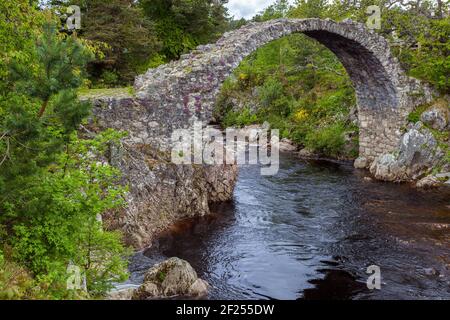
[[102, 142, 237, 249], [420, 103, 449, 130], [132, 258, 208, 299], [107, 286, 139, 300], [370, 122, 444, 181]]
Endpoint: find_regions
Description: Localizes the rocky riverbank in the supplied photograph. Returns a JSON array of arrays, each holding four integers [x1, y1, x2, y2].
[[101, 142, 238, 249], [361, 99, 450, 188], [237, 98, 450, 189], [83, 93, 238, 250]]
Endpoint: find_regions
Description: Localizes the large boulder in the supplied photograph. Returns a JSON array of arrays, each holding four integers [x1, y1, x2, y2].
[[106, 286, 139, 300], [370, 122, 444, 181], [420, 102, 449, 131], [278, 138, 297, 152], [415, 175, 440, 188], [132, 258, 208, 299], [370, 153, 401, 181], [298, 148, 316, 159], [100, 139, 237, 250]]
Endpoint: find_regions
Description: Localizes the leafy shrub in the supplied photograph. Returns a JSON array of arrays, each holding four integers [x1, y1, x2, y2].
[[100, 70, 120, 87], [259, 78, 284, 109], [223, 107, 259, 127], [293, 108, 309, 123], [1, 24, 130, 299], [304, 122, 347, 157]]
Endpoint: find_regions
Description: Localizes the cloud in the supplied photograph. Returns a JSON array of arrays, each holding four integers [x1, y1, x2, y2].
[[226, 0, 276, 19]]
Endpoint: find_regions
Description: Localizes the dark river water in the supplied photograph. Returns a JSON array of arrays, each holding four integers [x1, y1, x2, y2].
[[127, 153, 450, 300]]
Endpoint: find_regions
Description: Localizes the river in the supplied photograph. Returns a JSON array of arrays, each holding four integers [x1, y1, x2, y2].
[[126, 153, 450, 300]]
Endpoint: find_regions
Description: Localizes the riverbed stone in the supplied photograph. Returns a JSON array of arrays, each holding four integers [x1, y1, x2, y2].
[[132, 257, 208, 299], [278, 138, 297, 152], [416, 175, 441, 188], [354, 156, 369, 169], [298, 148, 316, 158], [107, 287, 138, 300]]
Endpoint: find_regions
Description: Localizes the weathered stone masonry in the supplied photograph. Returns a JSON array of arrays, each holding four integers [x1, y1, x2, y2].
[[93, 19, 434, 162]]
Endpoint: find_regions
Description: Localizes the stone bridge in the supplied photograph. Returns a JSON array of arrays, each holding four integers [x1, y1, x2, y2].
[[93, 18, 434, 163]]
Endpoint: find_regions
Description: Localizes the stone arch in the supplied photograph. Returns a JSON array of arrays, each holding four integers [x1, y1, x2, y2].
[[96, 19, 433, 162]]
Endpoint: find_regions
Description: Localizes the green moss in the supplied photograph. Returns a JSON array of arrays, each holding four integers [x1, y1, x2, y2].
[[157, 271, 166, 283], [407, 104, 428, 123]]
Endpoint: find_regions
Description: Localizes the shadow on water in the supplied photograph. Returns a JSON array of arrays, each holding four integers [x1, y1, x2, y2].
[[129, 154, 450, 300], [300, 268, 368, 300]]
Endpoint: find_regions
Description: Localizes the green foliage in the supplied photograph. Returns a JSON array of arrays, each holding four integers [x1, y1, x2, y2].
[[407, 18, 450, 92], [304, 122, 346, 157], [289, 0, 329, 19], [99, 70, 120, 88], [157, 271, 166, 283], [217, 31, 358, 158], [0, 246, 41, 299], [0, 22, 130, 299], [325, 0, 450, 93], [0, 0, 47, 94], [259, 78, 285, 109], [407, 104, 429, 123], [140, 53, 167, 72], [223, 107, 259, 128], [141, 0, 230, 60], [254, 0, 292, 21], [61, 0, 161, 85]]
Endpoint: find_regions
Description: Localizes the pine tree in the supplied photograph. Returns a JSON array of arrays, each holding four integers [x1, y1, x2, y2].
[[65, 0, 161, 84], [141, 0, 230, 60], [1, 23, 129, 297]]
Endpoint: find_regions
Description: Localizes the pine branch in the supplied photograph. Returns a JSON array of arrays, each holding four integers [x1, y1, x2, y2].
[[37, 99, 49, 118]]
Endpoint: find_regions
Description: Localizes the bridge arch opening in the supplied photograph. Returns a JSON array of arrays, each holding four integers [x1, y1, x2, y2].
[[132, 19, 428, 161], [213, 31, 359, 159]]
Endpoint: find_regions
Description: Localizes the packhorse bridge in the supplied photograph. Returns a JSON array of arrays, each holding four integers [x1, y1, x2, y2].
[[93, 18, 433, 163]]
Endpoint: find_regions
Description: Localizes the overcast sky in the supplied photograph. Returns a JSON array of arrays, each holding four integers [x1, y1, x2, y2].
[[226, 0, 280, 20]]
